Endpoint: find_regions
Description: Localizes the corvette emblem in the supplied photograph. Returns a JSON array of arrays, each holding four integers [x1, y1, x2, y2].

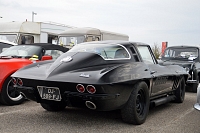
[[80, 73, 90, 78], [60, 56, 73, 63]]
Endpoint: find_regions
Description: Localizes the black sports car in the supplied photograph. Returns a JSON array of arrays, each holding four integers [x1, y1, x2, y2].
[[160, 46, 200, 92], [12, 41, 188, 125]]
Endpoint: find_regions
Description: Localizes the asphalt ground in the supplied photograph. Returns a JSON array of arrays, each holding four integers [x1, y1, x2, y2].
[[0, 91, 199, 133]]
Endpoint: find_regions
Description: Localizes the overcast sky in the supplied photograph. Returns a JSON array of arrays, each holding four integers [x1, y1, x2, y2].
[[0, 0, 200, 47]]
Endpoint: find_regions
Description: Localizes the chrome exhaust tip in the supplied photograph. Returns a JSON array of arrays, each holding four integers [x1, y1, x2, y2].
[[85, 101, 96, 110]]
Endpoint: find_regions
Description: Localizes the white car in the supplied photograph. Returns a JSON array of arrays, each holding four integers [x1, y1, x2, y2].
[[0, 39, 17, 53], [194, 87, 200, 110]]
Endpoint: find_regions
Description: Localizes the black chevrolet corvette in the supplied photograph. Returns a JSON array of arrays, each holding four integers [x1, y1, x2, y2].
[[12, 41, 188, 125]]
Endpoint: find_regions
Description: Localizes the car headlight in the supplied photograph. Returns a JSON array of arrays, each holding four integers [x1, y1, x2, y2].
[[184, 67, 190, 73]]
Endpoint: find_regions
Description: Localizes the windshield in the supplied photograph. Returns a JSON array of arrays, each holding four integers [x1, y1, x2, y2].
[[162, 47, 199, 61], [58, 36, 85, 47], [0, 45, 42, 58], [69, 43, 130, 60], [0, 34, 17, 43]]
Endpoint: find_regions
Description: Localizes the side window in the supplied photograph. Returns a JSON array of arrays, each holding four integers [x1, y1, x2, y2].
[[164, 49, 175, 57], [19, 35, 34, 44], [45, 50, 64, 59], [137, 46, 154, 64], [130, 47, 139, 62]]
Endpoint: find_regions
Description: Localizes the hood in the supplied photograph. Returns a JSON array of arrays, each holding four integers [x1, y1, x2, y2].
[[160, 60, 193, 67]]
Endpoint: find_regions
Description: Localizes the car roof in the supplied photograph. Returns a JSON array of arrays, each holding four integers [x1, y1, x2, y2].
[[18, 43, 69, 52], [166, 45, 200, 49], [77, 40, 149, 47], [0, 39, 17, 45]]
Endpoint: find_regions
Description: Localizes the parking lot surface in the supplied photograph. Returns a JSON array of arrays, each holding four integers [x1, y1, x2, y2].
[[0, 92, 199, 133]]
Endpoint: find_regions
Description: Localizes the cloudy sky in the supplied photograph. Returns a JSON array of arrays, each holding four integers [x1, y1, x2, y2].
[[0, 0, 200, 47]]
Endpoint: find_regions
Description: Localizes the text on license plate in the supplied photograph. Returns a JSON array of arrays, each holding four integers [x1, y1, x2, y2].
[[37, 86, 61, 101]]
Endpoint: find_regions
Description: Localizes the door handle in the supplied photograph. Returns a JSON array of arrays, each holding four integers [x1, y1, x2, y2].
[[150, 71, 156, 74]]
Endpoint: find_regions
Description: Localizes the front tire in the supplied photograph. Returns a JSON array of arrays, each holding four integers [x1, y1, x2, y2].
[[174, 77, 185, 103], [0, 77, 24, 105], [121, 82, 150, 125], [40, 102, 66, 112]]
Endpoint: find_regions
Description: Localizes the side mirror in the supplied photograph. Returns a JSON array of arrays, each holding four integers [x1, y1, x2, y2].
[[41, 55, 52, 61]]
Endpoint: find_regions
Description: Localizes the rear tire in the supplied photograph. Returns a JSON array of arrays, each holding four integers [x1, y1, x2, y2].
[[121, 82, 150, 125], [0, 77, 24, 105], [174, 77, 185, 103], [40, 102, 66, 112]]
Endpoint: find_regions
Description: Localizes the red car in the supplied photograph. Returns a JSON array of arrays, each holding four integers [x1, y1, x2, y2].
[[0, 43, 68, 105]]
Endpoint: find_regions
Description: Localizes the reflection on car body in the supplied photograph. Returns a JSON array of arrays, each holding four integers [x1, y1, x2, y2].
[[12, 41, 188, 125]]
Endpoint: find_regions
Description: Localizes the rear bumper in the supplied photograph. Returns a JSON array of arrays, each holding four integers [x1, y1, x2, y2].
[[186, 79, 198, 84], [15, 85, 126, 111]]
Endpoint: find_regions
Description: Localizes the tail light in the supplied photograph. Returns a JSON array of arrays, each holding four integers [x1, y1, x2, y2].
[[17, 78, 23, 86], [12, 78, 17, 85], [86, 85, 96, 94], [76, 84, 85, 93]]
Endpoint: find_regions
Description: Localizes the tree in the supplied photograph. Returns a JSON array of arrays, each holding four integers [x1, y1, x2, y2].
[[151, 43, 162, 59]]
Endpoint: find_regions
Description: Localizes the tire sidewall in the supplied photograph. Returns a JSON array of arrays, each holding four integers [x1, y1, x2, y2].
[[175, 77, 185, 103], [121, 81, 150, 125], [132, 82, 150, 123]]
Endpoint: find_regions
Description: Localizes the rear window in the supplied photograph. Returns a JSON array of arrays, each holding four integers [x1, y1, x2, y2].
[[163, 47, 198, 61], [69, 43, 131, 60]]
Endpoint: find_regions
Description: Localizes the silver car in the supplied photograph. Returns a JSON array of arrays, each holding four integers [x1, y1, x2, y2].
[[194, 86, 200, 110]]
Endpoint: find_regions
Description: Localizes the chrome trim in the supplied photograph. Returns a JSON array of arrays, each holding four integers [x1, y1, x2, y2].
[[12, 77, 17, 85], [85, 101, 96, 110], [86, 85, 96, 94], [76, 84, 85, 93], [60, 56, 73, 63], [79, 73, 90, 78], [17, 78, 23, 86]]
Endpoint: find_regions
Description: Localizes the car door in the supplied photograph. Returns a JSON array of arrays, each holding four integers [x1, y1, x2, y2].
[[137, 45, 174, 97]]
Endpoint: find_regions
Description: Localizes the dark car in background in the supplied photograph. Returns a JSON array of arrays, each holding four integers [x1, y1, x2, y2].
[[12, 41, 188, 125], [0, 43, 69, 106], [160, 46, 200, 92]]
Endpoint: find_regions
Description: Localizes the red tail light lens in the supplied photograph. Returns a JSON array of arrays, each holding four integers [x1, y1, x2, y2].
[[86, 85, 96, 94], [76, 84, 85, 93], [12, 78, 17, 85], [17, 78, 23, 86]]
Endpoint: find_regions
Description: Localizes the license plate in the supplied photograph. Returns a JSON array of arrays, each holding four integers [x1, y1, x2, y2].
[[37, 86, 61, 101]]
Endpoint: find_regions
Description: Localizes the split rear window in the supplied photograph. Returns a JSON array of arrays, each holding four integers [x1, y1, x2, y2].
[[69, 43, 130, 60]]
